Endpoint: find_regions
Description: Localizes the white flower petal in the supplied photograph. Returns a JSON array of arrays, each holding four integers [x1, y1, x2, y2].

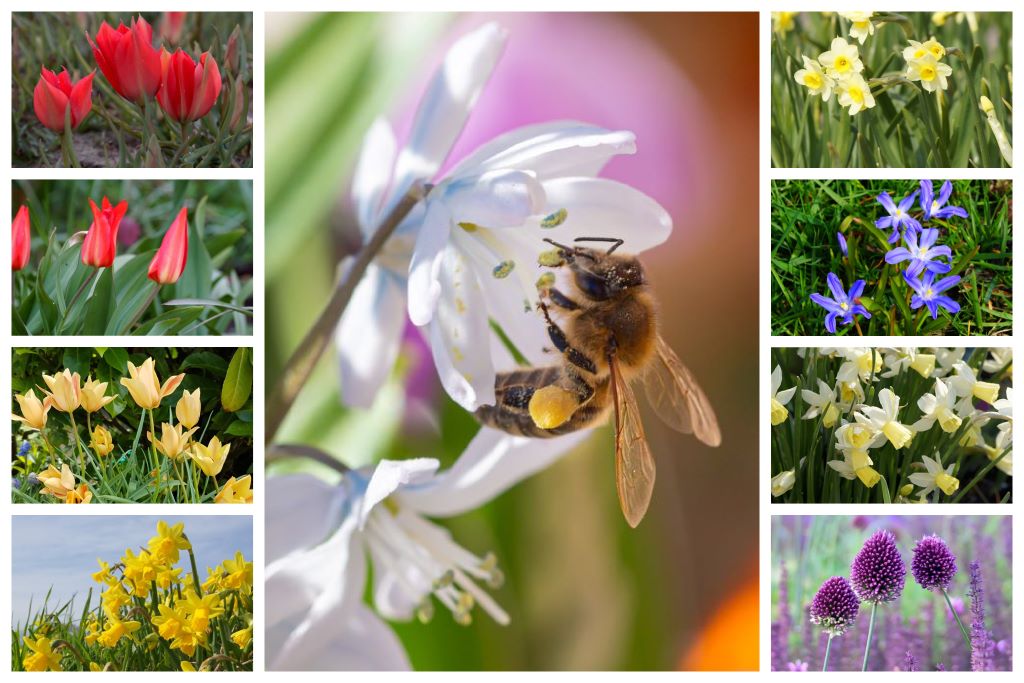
[[532, 177, 672, 254], [368, 541, 427, 621], [268, 604, 410, 671], [265, 474, 347, 564], [449, 122, 636, 180], [443, 169, 546, 227], [391, 22, 507, 198], [351, 118, 398, 235], [425, 245, 497, 411], [336, 264, 408, 409], [776, 387, 797, 405], [397, 426, 591, 517], [772, 366, 782, 394], [359, 458, 440, 528], [407, 200, 454, 326]]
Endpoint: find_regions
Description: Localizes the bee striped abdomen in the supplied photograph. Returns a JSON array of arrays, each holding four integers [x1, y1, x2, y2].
[[475, 367, 611, 438]]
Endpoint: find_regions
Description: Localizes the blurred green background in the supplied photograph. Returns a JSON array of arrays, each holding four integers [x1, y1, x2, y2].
[[266, 12, 758, 670]]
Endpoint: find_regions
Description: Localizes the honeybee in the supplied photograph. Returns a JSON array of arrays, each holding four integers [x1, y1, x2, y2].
[[475, 237, 721, 527]]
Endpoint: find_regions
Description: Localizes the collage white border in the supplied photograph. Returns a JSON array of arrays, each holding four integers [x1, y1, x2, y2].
[[0, 0, 1019, 678]]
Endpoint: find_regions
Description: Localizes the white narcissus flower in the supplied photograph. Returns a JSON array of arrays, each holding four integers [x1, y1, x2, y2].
[[827, 449, 881, 488], [912, 379, 962, 434], [947, 361, 1002, 406], [837, 348, 882, 383], [908, 454, 960, 497], [906, 55, 953, 93], [881, 348, 935, 378], [834, 419, 882, 452], [854, 388, 915, 449], [982, 348, 1012, 375], [771, 469, 796, 497], [771, 365, 796, 426], [818, 37, 865, 79], [265, 427, 588, 670], [931, 347, 965, 377], [836, 73, 876, 115], [337, 22, 508, 409], [839, 12, 875, 44], [801, 379, 839, 427], [903, 38, 946, 64], [793, 56, 834, 101]]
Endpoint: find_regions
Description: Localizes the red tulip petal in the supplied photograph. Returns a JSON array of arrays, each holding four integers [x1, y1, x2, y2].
[[68, 71, 95, 127], [33, 71, 70, 131]]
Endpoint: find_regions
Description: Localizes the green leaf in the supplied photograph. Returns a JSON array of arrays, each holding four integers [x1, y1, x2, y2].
[[102, 347, 129, 373], [225, 420, 253, 437], [221, 347, 253, 412], [82, 267, 114, 335], [105, 253, 157, 335], [180, 351, 229, 374]]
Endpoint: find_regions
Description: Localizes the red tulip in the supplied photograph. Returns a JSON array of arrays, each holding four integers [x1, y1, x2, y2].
[[156, 49, 222, 123], [148, 207, 189, 285], [81, 197, 128, 268], [88, 17, 162, 102], [12, 205, 31, 271], [159, 12, 187, 44], [33, 68, 95, 131]]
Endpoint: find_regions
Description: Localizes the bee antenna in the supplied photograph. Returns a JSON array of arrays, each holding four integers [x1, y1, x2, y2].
[[573, 236, 624, 254], [542, 238, 575, 253]]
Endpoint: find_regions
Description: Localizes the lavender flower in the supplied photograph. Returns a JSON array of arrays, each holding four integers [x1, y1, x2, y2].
[[850, 529, 906, 604], [969, 560, 996, 672], [837, 231, 848, 256], [787, 660, 809, 672], [809, 272, 871, 334], [876, 190, 922, 242], [904, 271, 961, 319], [904, 650, 920, 672], [810, 576, 861, 636], [920, 180, 969, 221], [884, 228, 952, 277], [911, 535, 958, 591]]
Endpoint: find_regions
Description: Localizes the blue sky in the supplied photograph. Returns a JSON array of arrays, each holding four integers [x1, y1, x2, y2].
[[11, 515, 252, 625]]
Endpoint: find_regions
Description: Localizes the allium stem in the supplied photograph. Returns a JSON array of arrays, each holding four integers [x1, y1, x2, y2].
[[861, 601, 878, 671], [822, 634, 834, 672], [942, 588, 973, 652], [265, 181, 427, 442]]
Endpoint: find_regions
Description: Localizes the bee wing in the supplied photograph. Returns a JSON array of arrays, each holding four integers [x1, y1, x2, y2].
[[611, 355, 656, 528], [642, 335, 722, 447]]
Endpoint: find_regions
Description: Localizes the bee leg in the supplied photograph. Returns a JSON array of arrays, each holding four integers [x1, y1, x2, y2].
[[545, 287, 580, 311], [538, 302, 597, 374]]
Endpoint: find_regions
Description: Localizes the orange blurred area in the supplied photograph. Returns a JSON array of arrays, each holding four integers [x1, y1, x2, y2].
[[681, 564, 760, 671]]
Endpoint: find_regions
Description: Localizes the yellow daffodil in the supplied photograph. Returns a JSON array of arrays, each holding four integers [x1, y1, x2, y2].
[[818, 36, 864, 79], [120, 357, 185, 410], [153, 603, 190, 641], [101, 585, 131, 614], [156, 566, 184, 590], [22, 635, 62, 671], [836, 73, 876, 115], [230, 625, 253, 650], [219, 551, 254, 591], [770, 470, 796, 497], [122, 549, 161, 596], [855, 388, 915, 449], [148, 520, 192, 565], [181, 661, 197, 672], [828, 449, 882, 488], [181, 590, 224, 634], [13, 389, 51, 431], [912, 379, 962, 434], [90, 425, 115, 457], [92, 559, 117, 586], [770, 365, 796, 426], [772, 12, 797, 34], [149, 422, 198, 460], [84, 619, 101, 646], [40, 369, 82, 413], [949, 361, 1002, 405], [839, 12, 874, 44], [906, 54, 952, 93], [909, 454, 960, 497], [176, 388, 201, 429], [81, 376, 115, 413], [793, 56, 834, 101], [190, 436, 231, 477], [97, 613, 142, 648], [215, 475, 253, 504]]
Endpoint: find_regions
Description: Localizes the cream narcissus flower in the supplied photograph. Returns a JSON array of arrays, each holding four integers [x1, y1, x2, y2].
[[903, 38, 946, 63], [827, 449, 882, 488], [41, 368, 82, 413], [81, 376, 115, 413], [793, 56, 835, 101], [13, 388, 51, 431], [836, 73, 876, 115], [771, 469, 796, 497], [818, 37, 864, 79], [932, 347, 965, 377], [771, 365, 797, 426], [801, 379, 840, 427], [215, 475, 253, 504], [982, 348, 1012, 375], [120, 357, 185, 410], [839, 12, 875, 44], [838, 347, 882, 383], [190, 436, 231, 476], [772, 12, 797, 33], [947, 361, 1001, 405], [906, 55, 953, 93], [855, 388, 915, 449], [909, 453, 960, 497], [881, 348, 935, 378], [912, 379, 962, 434]]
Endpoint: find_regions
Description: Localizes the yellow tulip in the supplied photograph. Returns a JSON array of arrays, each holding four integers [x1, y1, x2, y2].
[[65, 484, 93, 504], [120, 357, 185, 410], [189, 436, 230, 477], [215, 475, 253, 504], [41, 369, 81, 413], [148, 422, 197, 460], [37, 463, 77, 498], [176, 388, 201, 429], [91, 425, 114, 457], [81, 376, 115, 413], [13, 389, 51, 431]]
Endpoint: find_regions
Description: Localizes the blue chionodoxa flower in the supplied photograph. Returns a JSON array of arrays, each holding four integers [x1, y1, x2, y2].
[[904, 271, 961, 319], [810, 272, 871, 333], [876, 190, 922, 243], [837, 231, 848, 256], [884, 228, 952, 277], [920, 180, 969, 221]]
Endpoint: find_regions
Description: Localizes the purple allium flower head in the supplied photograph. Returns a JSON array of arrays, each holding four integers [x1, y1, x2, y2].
[[876, 190, 922, 242], [809, 272, 871, 334], [837, 231, 848, 256], [851, 529, 907, 604], [852, 515, 870, 530], [786, 660, 809, 672], [904, 271, 961, 319], [809, 576, 860, 636], [911, 535, 958, 591], [935, 662, 946, 671], [904, 650, 920, 672], [884, 227, 952, 277], [968, 560, 996, 672], [920, 180, 969, 221]]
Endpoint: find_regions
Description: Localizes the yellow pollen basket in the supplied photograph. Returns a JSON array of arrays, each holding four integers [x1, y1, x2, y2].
[[529, 386, 579, 430]]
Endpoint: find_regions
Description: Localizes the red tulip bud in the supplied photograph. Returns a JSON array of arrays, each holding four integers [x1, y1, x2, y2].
[[33, 68, 94, 131], [148, 207, 189, 285], [81, 197, 128, 268], [12, 205, 31, 271], [157, 49, 222, 123], [88, 17, 162, 102], [159, 12, 187, 44]]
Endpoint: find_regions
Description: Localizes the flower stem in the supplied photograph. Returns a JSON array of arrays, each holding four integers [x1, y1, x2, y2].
[[822, 633, 834, 672], [183, 537, 203, 595], [861, 601, 878, 671], [148, 409, 162, 499], [942, 588, 974, 651], [267, 443, 351, 475], [264, 181, 427, 442], [67, 412, 85, 474]]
